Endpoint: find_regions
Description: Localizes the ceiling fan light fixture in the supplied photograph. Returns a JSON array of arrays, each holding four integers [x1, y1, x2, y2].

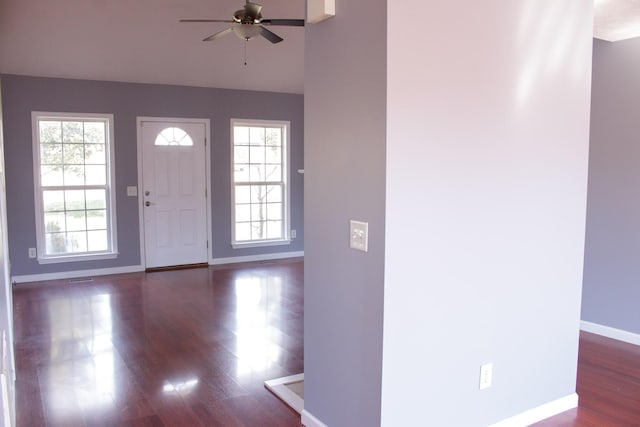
[[233, 25, 262, 40]]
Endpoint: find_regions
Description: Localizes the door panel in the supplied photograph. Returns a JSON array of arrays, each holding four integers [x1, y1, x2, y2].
[[141, 121, 208, 268]]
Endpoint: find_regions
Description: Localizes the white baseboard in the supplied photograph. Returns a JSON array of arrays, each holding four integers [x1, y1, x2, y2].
[[580, 320, 640, 346], [210, 251, 304, 266], [264, 373, 304, 414], [12, 265, 144, 284], [488, 393, 578, 427], [301, 409, 328, 427]]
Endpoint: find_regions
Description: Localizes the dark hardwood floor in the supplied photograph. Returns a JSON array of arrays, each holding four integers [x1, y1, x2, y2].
[[13, 260, 304, 427], [532, 331, 640, 427], [12, 259, 640, 426]]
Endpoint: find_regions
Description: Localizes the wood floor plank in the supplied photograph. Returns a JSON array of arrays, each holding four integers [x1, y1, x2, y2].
[[13, 260, 303, 427], [16, 259, 639, 427]]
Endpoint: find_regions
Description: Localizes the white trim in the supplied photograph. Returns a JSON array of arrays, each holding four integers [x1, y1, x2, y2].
[[580, 320, 640, 346], [210, 251, 303, 266], [230, 118, 291, 246], [232, 239, 291, 249], [488, 393, 578, 427], [12, 265, 144, 284], [264, 373, 304, 414], [31, 111, 118, 262], [301, 409, 328, 427], [136, 117, 212, 269]]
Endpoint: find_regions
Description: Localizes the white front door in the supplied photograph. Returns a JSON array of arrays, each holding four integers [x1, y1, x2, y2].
[[140, 120, 208, 268]]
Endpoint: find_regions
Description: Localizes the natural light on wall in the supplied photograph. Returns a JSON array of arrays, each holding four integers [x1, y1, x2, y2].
[[594, 0, 640, 41]]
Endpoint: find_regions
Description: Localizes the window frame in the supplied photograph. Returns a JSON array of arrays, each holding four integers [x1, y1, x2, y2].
[[230, 118, 291, 248], [32, 111, 118, 263]]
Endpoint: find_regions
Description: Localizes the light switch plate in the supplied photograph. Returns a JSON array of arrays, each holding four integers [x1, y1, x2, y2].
[[127, 186, 137, 197], [350, 220, 368, 252]]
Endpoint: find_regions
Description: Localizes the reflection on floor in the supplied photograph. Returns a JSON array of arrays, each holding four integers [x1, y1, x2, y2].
[[13, 260, 304, 426]]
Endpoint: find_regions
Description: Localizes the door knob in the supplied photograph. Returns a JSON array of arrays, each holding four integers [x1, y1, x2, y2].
[[145, 201, 151, 207]]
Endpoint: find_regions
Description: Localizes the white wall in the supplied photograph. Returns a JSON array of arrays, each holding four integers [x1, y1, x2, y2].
[[382, 1, 593, 425], [0, 79, 16, 427]]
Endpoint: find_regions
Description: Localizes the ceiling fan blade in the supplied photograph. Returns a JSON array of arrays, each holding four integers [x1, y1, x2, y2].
[[259, 26, 284, 43], [260, 19, 305, 27], [203, 27, 234, 41], [181, 19, 235, 23]]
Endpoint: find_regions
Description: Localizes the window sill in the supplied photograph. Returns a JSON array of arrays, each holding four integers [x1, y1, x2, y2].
[[37, 252, 119, 264], [232, 239, 291, 250]]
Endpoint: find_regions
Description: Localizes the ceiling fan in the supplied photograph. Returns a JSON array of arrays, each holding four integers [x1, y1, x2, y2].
[[180, 1, 305, 44]]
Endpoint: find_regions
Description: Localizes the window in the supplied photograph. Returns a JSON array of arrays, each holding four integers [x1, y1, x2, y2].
[[154, 127, 194, 146], [231, 119, 290, 247], [32, 112, 117, 263]]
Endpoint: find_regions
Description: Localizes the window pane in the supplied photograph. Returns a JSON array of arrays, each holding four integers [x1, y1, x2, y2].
[[235, 223, 251, 241], [41, 144, 63, 165], [86, 210, 107, 230], [84, 122, 105, 144], [41, 166, 64, 186], [63, 144, 84, 164], [251, 204, 265, 221], [65, 190, 86, 211], [62, 121, 83, 143], [265, 128, 281, 146], [249, 127, 265, 146], [40, 121, 62, 143], [86, 190, 106, 210], [66, 211, 87, 232], [64, 165, 85, 186], [43, 191, 65, 212], [251, 222, 266, 240], [234, 146, 249, 164], [85, 165, 106, 185], [45, 233, 67, 254], [85, 144, 106, 164], [249, 165, 266, 182], [154, 127, 193, 146], [235, 204, 250, 222], [234, 126, 250, 144], [234, 165, 249, 182], [44, 212, 65, 232], [266, 185, 282, 203], [266, 146, 281, 164], [66, 231, 88, 253], [235, 186, 250, 204], [266, 203, 282, 220], [266, 220, 282, 239], [250, 185, 267, 203], [87, 230, 108, 251], [265, 165, 281, 181], [249, 146, 265, 164]]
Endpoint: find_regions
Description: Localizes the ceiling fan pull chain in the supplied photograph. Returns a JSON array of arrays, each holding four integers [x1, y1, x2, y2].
[[244, 39, 248, 66]]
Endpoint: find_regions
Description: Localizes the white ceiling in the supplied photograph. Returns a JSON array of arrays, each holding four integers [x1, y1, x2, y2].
[[0, 0, 637, 95], [0, 0, 305, 94]]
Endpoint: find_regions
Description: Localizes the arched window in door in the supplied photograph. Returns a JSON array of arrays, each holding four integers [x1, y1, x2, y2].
[[154, 127, 194, 146]]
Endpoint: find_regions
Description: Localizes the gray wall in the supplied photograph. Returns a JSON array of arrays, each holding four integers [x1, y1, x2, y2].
[[305, 0, 593, 426], [582, 38, 640, 334], [1, 74, 303, 276], [0, 79, 16, 427], [303, 0, 386, 424]]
